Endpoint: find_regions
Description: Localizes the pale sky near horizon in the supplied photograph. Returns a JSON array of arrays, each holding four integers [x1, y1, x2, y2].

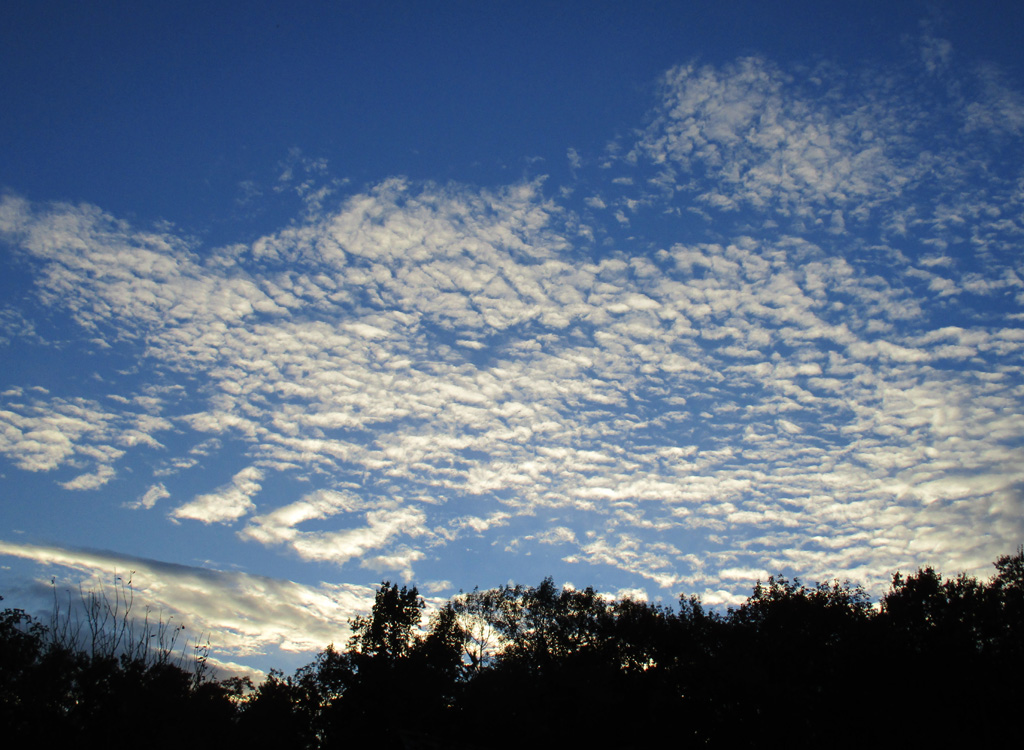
[[2, 1, 1024, 677]]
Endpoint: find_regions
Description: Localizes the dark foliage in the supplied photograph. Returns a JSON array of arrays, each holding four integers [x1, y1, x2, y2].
[[0, 585, 239, 748], [4, 548, 1023, 747]]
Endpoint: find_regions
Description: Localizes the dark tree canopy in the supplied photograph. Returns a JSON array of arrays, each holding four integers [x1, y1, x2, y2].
[[3, 548, 1023, 748], [348, 581, 424, 660]]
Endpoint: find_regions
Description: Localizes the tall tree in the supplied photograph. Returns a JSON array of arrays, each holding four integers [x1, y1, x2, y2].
[[348, 582, 424, 660]]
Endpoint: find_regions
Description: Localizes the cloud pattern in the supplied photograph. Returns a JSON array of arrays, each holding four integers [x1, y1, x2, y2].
[[2, 46, 1023, 663], [0, 540, 374, 677]]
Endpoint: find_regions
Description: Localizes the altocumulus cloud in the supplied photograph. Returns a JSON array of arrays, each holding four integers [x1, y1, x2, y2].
[[1, 29, 1024, 674], [172, 466, 265, 524]]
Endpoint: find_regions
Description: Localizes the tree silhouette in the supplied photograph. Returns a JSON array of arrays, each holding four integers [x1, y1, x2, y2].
[[6, 549, 1024, 748], [238, 668, 316, 750], [348, 581, 424, 660], [989, 545, 1024, 656], [309, 581, 460, 748], [1, 587, 238, 748]]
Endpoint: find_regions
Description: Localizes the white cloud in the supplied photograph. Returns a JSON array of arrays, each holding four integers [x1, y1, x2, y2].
[[61, 465, 116, 491], [0, 541, 376, 662], [127, 482, 171, 510], [627, 58, 908, 222], [171, 466, 264, 524], [359, 544, 426, 581], [719, 567, 771, 583], [1, 41, 1023, 621], [240, 489, 430, 575], [0, 395, 169, 483], [965, 64, 1024, 135], [537, 526, 577, 545]]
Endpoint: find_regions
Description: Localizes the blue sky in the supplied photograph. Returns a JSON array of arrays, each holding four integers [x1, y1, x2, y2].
[[2, 1, 1024, 677]]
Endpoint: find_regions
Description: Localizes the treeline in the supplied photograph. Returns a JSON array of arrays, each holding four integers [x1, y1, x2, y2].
[[3, 549, 1022, 748]]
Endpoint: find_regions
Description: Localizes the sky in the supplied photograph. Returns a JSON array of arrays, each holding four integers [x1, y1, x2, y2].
[[2, 0, 1024, 677]]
